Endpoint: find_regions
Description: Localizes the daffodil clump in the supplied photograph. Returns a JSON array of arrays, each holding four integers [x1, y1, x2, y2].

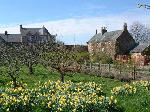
[[111, 84, 137, 95], [132, 81, 150, 90], [0, 80, 118, 112]]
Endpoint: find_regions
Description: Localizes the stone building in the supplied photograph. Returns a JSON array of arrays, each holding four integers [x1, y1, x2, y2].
[[87, 23, 150, 65], [131, 43, 150, 66], [87, 23, 136, 59], [0, 25, 56, 45]]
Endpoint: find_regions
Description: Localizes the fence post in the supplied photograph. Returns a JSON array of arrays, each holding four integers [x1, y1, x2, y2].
[[133, 65, 136, 80], [99, 62, 101, 70], [90, 62, 92, 69], [99, 62, 102, 76], [108, 63, 111, 72], [119, 64, 122, 74], [84, 60, 87, 69]]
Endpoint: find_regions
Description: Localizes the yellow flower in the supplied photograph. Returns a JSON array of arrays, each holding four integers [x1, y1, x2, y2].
[[42, 102, 45, 106], [109, 100, 112, 105], [4, 102, 8, 106], [14, 89, 18, 93], [24, 102, 26, 105], [73, 109, 76, 112], [48, 101, 51, 108], [52, 105, 56, 108], [24, 96, 28, 101], [6, 108, 9, 111], [111, 96, 114, 100], [81, 105, 84, 108], [70, 102, 73, 105], [0, 98, 2, 103], [133, 87, 137, 93], [31, 103, 35, 107], [58, 107, 62, 111]]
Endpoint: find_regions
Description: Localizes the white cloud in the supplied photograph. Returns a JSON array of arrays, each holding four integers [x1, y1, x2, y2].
[[0, 9, 150, 44]]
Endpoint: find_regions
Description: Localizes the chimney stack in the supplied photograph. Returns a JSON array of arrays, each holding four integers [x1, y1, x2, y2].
[[123, 23, 127, 31], [101, 27, 107, 35], [20, 25, 22, 29], [5, 31, 8, 35], [96, 29, 97, 34]]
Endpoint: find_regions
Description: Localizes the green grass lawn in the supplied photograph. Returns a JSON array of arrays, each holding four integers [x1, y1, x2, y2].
[[0, 65, 150, 112]]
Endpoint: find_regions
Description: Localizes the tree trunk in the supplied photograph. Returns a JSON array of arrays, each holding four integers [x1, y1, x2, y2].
[[8, 73, 19, 88], [61, 72, 65, 83], [29, 63, 34, 75]]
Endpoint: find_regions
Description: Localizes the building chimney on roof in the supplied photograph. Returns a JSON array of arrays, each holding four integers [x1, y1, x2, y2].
[[20, 25, 22, 29], [123, 23, 127, 31], [101, 27, 107, 35], [96, 29, 97, 34], [5, 31, 8, 35]]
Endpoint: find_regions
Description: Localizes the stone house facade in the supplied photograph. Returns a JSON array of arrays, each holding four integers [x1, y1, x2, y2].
[[87, 23, 136, 60], [87, 23, 150, 65], [0, 25, 56, 45], [131, 44, 150, 65]]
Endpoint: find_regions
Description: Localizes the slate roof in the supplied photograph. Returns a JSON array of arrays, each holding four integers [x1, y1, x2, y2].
[[20, 28, 41, 36], [20, 26, 50, 36], [0, 25, 56, 44], [88, 30, 123, 43], [131, 43, 150, 53], [0, 34, 22, 42]]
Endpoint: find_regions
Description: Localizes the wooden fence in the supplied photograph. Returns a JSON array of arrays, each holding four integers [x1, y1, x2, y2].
[[83, 61, 150, 80]]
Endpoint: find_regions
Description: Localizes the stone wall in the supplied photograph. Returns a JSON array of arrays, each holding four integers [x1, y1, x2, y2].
[[131, 53, 150, 66], [116, 55, 131, 62], [65, 45, 88, 52], [88, 41, 116, 59], [87, 42, 93, 54]]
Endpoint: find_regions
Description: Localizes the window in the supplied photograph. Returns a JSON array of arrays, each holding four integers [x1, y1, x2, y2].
[[42, 37, 47, 42], [27, 36, 31, 41], [35, 36, 39, 41], [47, 36, 50, 41]]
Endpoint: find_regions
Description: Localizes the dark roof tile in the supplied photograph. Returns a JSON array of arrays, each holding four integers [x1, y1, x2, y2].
[[131, 43, 150, 53], [0, 34, 22, 42], [88, 30, 122, 43]]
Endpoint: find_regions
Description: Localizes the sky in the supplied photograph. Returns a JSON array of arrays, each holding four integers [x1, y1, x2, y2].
[[0, 0, 150, 44]]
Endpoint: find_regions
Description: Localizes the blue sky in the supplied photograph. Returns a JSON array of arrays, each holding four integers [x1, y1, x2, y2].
[[0, 0, 150, 44]]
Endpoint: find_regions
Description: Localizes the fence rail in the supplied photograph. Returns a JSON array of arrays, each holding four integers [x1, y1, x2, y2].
[[83, 61, 150, 80]]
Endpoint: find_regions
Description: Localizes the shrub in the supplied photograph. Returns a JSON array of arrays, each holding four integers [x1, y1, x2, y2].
[[83, 69, 102, 76], [90, 52, 113, 64], [101, 72, 115, 79]]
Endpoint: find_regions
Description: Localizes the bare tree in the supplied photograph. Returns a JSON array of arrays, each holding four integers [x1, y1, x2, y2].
[[0, 41, 58, 87], [130, 21, 149, 43], [0, 43, 24, 88], [19, 43, 43, 75], [138, 4, 150, 9], [42, 44, 77, 82]]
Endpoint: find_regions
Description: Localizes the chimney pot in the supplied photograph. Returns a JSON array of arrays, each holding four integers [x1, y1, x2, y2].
[[123, 23, 127, 31], [20, 25, 22, 29], [101, 27, 107, 35], [96, 29, 97, 34], [5, 31, 7, 35]]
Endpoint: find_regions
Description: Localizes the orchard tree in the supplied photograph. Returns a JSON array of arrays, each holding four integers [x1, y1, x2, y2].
[[19, 43, 43, 75], [42, 44, 77, 82], [0, 43, 24, 88], [19, 42, 56, 75]]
